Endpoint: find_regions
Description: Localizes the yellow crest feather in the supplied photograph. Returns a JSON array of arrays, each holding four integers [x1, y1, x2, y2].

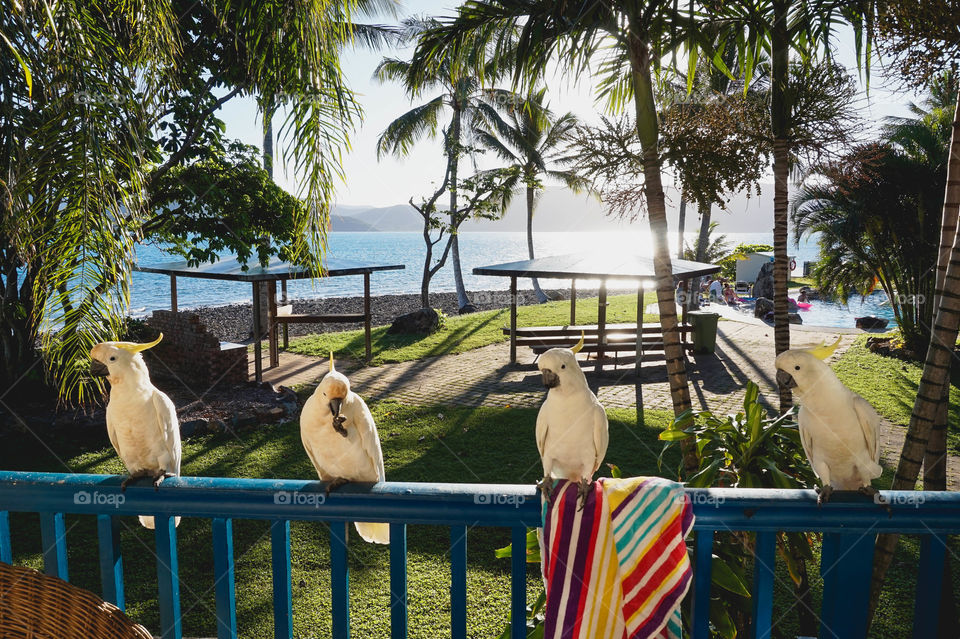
[[115, 333, 163, 353], [571, 330, 585, 354], [807, 336, 841, 361]]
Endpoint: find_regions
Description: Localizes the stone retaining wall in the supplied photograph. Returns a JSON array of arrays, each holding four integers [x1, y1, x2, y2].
[[146, 310, 247, 388]]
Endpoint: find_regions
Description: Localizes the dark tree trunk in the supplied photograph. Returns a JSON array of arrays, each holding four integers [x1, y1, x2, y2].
[[677, 199, 687, 259], [448, 107, 471, 311], [527, 185, 548, 303]]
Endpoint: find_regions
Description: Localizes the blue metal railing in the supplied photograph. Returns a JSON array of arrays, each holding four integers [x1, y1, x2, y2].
[[0, 471, 958, 639]]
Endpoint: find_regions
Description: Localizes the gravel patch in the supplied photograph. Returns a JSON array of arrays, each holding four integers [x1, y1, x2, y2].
[[184, 288, 601, 343]]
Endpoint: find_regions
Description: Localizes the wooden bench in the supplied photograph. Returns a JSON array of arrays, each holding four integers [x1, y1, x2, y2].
[[267, 301, 372, 367], [503, 324, 694, 368]]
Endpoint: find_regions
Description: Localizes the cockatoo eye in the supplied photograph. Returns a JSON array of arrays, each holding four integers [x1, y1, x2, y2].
[[109, 356, 116, 362], [561, 364, 566, 369], [794, 365, 800, 371]]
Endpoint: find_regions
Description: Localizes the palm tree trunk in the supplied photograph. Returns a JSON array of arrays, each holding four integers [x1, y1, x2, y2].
[[448, 107, 472, 312], [528, 185, 548, 303], [627, 27, 695, 472], [677, 199, 687, 259], [695, 203, 712, 263], [263, 103, 274, 180], [771, 1, 793, 413], [869, 86, 960, 629]]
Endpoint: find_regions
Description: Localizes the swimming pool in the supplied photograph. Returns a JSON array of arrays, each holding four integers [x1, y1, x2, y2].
[[793, 291, 895, 329]]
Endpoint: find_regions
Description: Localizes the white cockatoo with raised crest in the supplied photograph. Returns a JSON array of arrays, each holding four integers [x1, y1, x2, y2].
[[90, 334, 181, 529], [536, 334, 609, 509], [300, 353, 389, 544], [774, 337, 884, 506]]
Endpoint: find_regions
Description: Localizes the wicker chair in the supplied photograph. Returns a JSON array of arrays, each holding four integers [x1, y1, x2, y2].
[[0, 562, 153, 639]]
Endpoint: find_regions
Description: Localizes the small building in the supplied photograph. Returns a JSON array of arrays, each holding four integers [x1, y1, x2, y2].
[[735, 251, 797, 283]]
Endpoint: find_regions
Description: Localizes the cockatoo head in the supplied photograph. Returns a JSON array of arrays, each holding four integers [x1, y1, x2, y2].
[[90, 334, 163, 385], [774, 337, 841, 395], [316, 353, 350, 420], [538, 333, 586, 391]]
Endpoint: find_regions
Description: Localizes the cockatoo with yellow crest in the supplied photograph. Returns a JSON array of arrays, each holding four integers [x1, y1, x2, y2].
[[775, 338, 884, 506], [300, 353, 389, 544], [90, 334, 181, 529], [536, 334, 609, 509]]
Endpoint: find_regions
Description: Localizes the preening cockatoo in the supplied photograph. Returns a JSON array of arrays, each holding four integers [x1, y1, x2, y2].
[[536, 335, 609, 509], [90, 334, 181, 529], [775, 338, 884, 505], [300, 354, 389, 544]]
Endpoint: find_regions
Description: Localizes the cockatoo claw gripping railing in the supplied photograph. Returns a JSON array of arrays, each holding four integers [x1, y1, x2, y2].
[[0, 471, 958, 639]]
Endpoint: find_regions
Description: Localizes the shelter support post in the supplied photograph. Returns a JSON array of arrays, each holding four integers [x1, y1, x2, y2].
[[170, 275, 178, 313], [597, 282, 607, 373], [268, 281, 278, 369], [364, 272, 372, 363], [636, 284, 644, 377], [570, 279, 576, 325], [252, 281, 262, 383], [281, 280, 289, 349], [510, 276, 517, 364]]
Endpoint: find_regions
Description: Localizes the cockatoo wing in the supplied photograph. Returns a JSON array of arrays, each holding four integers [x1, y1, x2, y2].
[[797, 408, 819, 477], [535, 405, 548, 458], [852, 394, 881, 464], [591, 403, 608, 475], [349, 394, 385, 482], [105, 414, 120, 461], [151, 391, 181, 475]]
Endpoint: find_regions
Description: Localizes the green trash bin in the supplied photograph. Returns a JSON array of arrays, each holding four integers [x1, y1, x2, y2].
[[688, 311, 720, 354]]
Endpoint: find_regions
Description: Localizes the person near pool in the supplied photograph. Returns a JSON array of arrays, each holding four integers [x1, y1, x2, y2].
[[709, 278, 723, 301], [723, 282, 738, 305]]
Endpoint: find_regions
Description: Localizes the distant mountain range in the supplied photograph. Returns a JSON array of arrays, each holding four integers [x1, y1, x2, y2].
[[330, 184, 777, 234]]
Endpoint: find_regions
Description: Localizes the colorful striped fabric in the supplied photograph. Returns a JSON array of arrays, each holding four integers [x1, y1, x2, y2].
[[539, 477, 695, 639]]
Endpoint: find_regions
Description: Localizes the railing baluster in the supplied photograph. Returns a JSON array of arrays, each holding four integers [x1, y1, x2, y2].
[[330, 521, 350, 639], [450, 525, 467, 639], [751, 531, 776, 639], [271, 520, 293, 639], [97, 514, 124, 609], [691, 530, 713, 639], [0, 511, 11, 563], [819, 532, 874, 639], [389, 523, 407, 639], [39, 511, 68, 580], [154, 514, 182, 639], [213, 518, 238, 639], [913, 533, 947, 638], [510, 526, 527, 639]]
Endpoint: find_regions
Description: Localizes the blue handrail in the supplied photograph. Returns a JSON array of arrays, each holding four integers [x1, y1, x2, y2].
[[1, 471, 958, 639]]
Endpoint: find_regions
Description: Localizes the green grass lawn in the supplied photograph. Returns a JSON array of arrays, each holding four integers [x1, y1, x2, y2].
[[287, 292, 661, 364], [833, 335, 960, 454], [3, 404, 677, 639], [4, 398, 955, 638]]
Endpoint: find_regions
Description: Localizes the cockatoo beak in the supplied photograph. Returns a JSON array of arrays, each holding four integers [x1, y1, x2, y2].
[[541, 369, 560, 388], [776, 369, 797, 389], [329, 397, 343, 418], [90, 360, 109, 377]]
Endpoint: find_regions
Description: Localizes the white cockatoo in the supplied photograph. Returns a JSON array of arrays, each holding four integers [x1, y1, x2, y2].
[[774, 337, 884, 505], [300, 354, 389, 544], [90, 334, 181, 529], [536, 335, 609, 509]]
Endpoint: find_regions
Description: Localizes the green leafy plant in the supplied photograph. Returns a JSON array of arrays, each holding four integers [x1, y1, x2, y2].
[[659, 382, 819, 637]]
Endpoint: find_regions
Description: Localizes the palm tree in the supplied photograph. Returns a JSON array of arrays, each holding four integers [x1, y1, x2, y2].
[[473, 88, 585, 302], [716, 1, 874, 412], [376, 17, 507, 313], [412, 1, 713, 427]]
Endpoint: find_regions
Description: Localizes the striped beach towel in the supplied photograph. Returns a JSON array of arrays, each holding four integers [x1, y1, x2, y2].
[[539, 477, 695, 639]]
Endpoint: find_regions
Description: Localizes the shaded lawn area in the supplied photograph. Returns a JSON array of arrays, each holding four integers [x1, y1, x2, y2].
[[2, 402, 954, 638], [287, 292, 661, 364], [832, 335, 960, 454], [2, 404, 676, 639]]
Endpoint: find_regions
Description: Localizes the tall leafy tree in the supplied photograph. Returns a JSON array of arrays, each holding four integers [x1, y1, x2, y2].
[[411, 0, 727, 425], [1, 0, 367, 403], [473, 88, 585, 302], [376, 17, 508, 313]]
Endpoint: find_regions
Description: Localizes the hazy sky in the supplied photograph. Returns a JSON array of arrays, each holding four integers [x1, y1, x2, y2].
[[215, 2, 924, 208]]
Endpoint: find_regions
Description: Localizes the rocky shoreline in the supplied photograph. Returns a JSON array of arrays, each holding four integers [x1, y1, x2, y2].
[[181, 287, 600, 343]]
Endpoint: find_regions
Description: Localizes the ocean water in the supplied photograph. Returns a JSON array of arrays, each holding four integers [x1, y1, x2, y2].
[[130, 230, 895, 329], [131, 231, 815, 313]]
